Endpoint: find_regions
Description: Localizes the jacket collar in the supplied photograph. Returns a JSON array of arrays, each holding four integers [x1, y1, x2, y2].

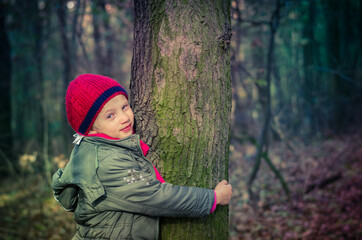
[[80, 134, 149, 157]]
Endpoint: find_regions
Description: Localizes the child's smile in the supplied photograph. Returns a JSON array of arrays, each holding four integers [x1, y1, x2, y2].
[[89, 95, 134, 139], [120, 123, 132, 133]]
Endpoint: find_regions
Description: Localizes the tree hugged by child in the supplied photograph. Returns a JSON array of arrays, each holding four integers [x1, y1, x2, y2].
[[52, 74, 232, 239]]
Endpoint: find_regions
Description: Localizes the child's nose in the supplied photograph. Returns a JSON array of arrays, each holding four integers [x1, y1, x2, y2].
[[119, 111, 130, 123]]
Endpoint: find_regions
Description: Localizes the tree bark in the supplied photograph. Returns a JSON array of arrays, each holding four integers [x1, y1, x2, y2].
[[131, 0, 232, 239]]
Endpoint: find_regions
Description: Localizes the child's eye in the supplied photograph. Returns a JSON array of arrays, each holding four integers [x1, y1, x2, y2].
[[107, 113, 114, 119], [122, 105, 129, 111]]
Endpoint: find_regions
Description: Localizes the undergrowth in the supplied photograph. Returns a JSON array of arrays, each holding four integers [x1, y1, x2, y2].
[[0, 175, 75, 240], [0, 133, 361, 239]]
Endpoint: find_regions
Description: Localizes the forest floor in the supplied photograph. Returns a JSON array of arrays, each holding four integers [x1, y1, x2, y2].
[[229, 131, 362, 240], [0, 132, 361, 239]]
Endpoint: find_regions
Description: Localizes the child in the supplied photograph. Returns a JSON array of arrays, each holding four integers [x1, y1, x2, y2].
[[52, 74, 232, 239]]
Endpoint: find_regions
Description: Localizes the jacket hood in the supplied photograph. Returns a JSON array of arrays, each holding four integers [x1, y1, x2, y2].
[[52, 138, 106, 211]]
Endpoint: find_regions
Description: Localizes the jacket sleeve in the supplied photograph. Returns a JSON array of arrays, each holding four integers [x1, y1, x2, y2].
[[96, 154, 214, 218], [52, 168, 79, 212]]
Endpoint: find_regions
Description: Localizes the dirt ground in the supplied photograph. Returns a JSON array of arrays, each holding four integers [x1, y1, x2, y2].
[[229, 132, 362, 240]]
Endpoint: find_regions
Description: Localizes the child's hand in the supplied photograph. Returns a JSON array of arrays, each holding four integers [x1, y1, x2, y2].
[[214, 180, 232, 205]]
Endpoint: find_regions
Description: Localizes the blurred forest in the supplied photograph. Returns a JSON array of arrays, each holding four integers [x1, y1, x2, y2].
[[0, 0, 361, 239]]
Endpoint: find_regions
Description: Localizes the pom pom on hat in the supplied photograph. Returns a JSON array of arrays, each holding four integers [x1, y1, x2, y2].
[[65, 74, 128, 135]]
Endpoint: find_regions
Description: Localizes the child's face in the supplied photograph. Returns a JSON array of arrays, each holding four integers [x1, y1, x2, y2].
[[89, 95, 134, 139]]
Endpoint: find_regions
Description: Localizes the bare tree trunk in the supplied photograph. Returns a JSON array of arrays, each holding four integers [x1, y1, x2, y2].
[[247, 0, 290, 200], [230, 1, 253, 135], [0, 2, 12, 175], [11, 0, 44, 154], [92, 0, 113, 76], [131, 0, 232, 239], [323, 0, 343, 132], [302, 0, 317, 136], [56, 0, 74, 153]]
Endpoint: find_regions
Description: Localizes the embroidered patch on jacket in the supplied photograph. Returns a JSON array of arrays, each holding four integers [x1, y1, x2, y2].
[[124, 169, 151, 186]]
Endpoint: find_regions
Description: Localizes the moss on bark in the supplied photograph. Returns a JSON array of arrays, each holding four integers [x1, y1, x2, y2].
[[131, 0, 231, 239]]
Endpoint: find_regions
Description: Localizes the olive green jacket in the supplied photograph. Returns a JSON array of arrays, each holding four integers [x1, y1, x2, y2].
[[52, 134, 214, 239]]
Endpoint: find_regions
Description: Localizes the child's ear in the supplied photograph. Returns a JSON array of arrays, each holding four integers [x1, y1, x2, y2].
[[88, 127, 97, 135]]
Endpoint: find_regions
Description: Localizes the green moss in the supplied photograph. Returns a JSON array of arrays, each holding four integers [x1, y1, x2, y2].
[[146, 0, 231, 238]]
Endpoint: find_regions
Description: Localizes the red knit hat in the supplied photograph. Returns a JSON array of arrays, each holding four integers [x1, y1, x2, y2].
[[65, 74, 128, 135]]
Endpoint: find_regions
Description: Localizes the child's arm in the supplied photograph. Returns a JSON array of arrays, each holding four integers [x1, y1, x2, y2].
[[95, 153, 232, 218], [98, 179, 215, 218], [52, 168, 79, 212]]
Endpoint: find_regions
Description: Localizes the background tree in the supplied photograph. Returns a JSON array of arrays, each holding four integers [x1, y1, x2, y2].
[[245, 0, 290, 200], [0, 1, 12, 175], [131, 0, 232, 239], [5, 0, 46, 174]]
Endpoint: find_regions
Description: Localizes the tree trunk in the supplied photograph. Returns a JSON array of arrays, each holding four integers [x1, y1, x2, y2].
[[0, 2, 12, 174], [56, 0, 74, 153], [131, 0, 232, 239], [302, 0, 316, 135], [247, 0, 288, 200], [9, 0, 45, 155], [323, 0, 343, 132], [92, 0, 113, 76]]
